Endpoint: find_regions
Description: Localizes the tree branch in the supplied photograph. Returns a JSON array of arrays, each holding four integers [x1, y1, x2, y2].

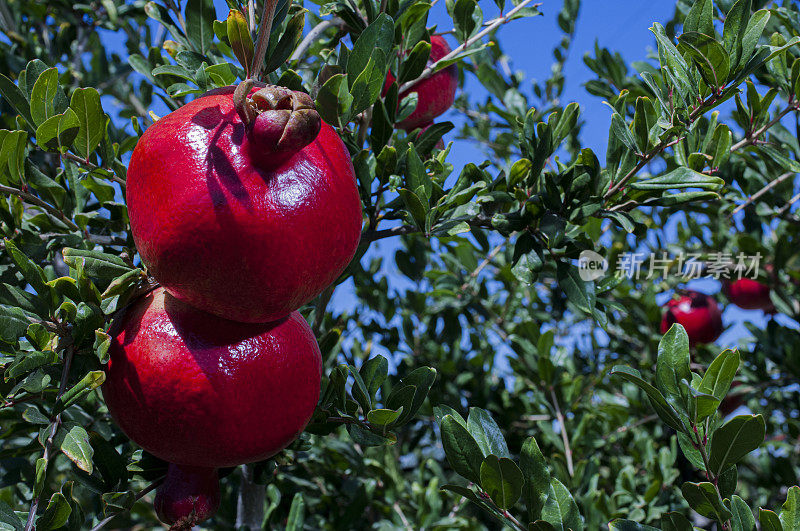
[[290, 18, 345, 62], [24, 345, 75, 531], [397, 0, 542, 93], [729, 172, 794, 217], [0, 184, 80, 231], [549, 387, 574, 477]]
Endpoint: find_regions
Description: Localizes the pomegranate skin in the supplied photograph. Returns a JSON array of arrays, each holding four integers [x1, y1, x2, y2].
[[722, 278, 774, 311], [384, 35, 458, 131], [103, 288, 322, 468], [154, 465, 220, 529], [660, 291, 723, 346], [126, 87, 362, 323]]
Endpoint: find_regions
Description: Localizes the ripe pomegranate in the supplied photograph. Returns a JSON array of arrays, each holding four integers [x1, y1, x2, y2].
[[103, 288, 322, 468], [384, 35, 458, 131], [722, 278, 774, 312], [126, 84, 362, 323], [660, 291, 723, 346], [154, 465, 220, 529]]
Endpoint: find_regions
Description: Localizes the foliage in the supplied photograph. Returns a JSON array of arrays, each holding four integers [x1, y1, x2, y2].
[[0, 0, 799, 528]]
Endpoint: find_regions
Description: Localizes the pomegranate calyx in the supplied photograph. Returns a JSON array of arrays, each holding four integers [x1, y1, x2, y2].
[[248, 85, 321, 155]]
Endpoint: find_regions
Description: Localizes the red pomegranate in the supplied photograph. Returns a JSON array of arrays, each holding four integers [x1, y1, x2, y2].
[[660, 291, 723, 346], [126, 84, 362, 323], [154, 464, 220, 529], [384, 35, 458, 131], [103, 288, 322, 468], [722, 278, 774, 312]]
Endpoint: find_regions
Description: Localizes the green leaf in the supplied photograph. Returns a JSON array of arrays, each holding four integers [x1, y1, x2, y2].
[[0, 74, 34, 127], [62, 248, 135, 281], [185, 0, 215, 54], [347, 13, 394, 84], [466, 408, 510, 458], [631, 167, 724, 191], [780, 485, 800, 530], [69, 88, 104, 159], [1, 131, 28, 185], [54, 371, 105, 414], [398, 187, 427, 229], [698, 349, 739, 402], [610, 365, 685, 432], [30, 68, 61, 127], [759, 509, 783, 531], [315, 73, 353, 127], [439, 414, 484, 484], [227, 10, 253, 76], [56, 423, 94, 474], [35, 492, 71, 531], [0, 500, 23, 531], [728, 495, 756, 531], [678, 32, 730, 87], [453, 0, 481, 41], [359, 355, 388, 399], [4, 239, 51, 299], [687, 384, 721, 423], [737, 10, 769, 73], [723, 0, 752, 67], [610, 113, 638, 153], [22, 406, 49, 424], [286, 492, 305, 531], [398, 40, 431, 84], [556, 261, 595, 315], [683, 0, 713, 37], [655, 323, 691, 409], [35, 109, 80, 152], [708, 414, 766, 476], [349, 48, 387, 116], [366, 407, 403, 427], [0, 305, 34, 344], [520, 436, 551, 519], [541, 478, 582, 531], [479, 455, 523, 510], [681, 481, 732, 522], [385, 366, 436, 425], [661, 511, 694, 531]]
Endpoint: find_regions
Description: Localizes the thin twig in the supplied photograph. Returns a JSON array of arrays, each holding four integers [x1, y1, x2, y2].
[[62, 152, 126, 187], [459, 238, 507, 292], [549, 387, 574, 477], [730, 172, 794, 217], [24, 345, 75, 531], [397, 0, 542, 93], [290, 18, 345, 62], [0, 184, 80, 231], [729, 103, 799, 152], [777, 191, 800, 216], [603, 136, 683, 200], [252, 0, 281, 80]]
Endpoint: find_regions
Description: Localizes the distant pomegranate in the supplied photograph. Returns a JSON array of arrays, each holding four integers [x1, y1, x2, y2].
[[383, 35, 458, 131], [660, 291, 723, 346], [722, 278, 774, 312]]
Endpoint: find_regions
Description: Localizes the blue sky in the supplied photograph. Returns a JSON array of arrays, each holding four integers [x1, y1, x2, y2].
[[96, 0, 793, 349]]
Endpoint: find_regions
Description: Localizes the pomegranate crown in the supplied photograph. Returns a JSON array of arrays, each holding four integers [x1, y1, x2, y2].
[[233, 80, 321, 157]]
